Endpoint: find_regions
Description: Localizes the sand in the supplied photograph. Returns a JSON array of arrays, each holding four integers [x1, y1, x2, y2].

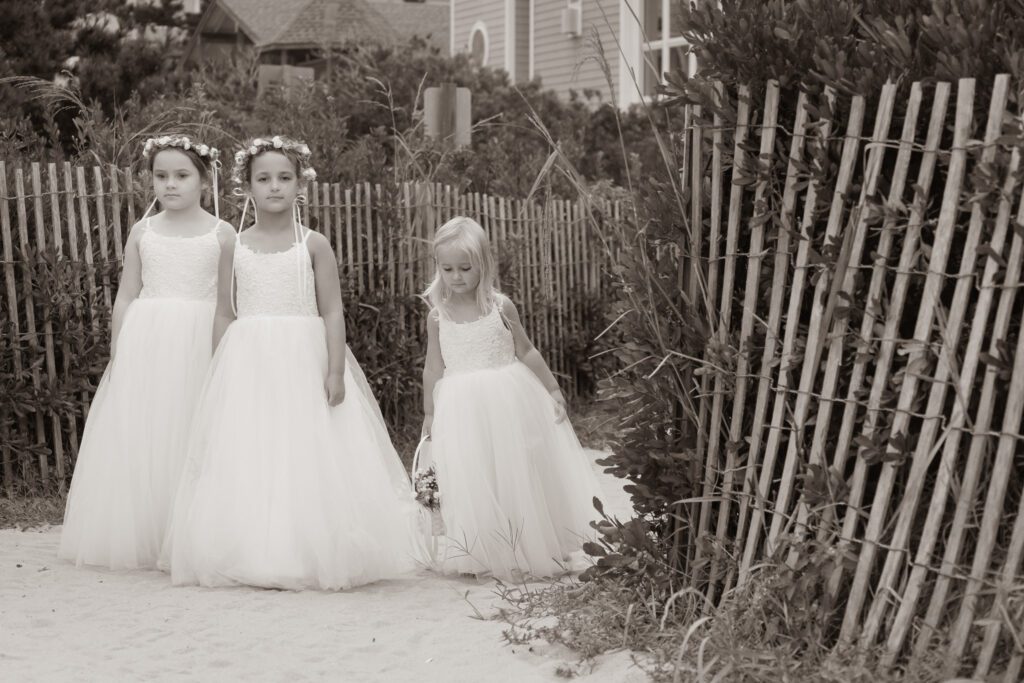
[[0, 451, 648, 682]]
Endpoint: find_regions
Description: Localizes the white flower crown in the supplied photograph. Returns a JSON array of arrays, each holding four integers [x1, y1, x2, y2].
[[231, 135, 317, 185], [142, 135, 219, 161]]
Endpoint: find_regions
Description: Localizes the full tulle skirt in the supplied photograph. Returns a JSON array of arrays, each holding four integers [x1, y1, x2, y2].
[[59, 297, 216, 570], [163, 315, 418, 590], [431, 361, 602, 580]]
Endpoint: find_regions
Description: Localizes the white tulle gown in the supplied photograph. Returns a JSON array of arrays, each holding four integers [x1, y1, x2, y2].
[[431, 303, 602, 580], [163, 229, 418, 590], [59, 219, 221, 570]]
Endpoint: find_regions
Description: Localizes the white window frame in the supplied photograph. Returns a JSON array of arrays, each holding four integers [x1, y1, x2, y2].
[[564, 0, 583, 39], [468, 21, 490, 67], [528, 0, 535, 80], [619, 0, 696, 107], [507, 0, 536, 82], [641, 0, 696, 101], [449, 0, 456, 57]]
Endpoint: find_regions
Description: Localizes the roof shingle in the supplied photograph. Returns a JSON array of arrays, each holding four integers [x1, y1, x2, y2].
[[219, 0, 404, 50], [371, 2, 449, 51]]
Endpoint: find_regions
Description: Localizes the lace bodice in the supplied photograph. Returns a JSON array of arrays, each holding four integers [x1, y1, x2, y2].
[[138, 221, 220, 301], [233, 238, 318, 318], [438, 305, 517, 374]]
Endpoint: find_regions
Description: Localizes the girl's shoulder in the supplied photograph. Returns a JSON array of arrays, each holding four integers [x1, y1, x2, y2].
[[130, 209, 161, 232], [215, 220, 237, 245], [492, 292, 518, 318], [126, 211, 160, 244], [302, 227, 331, 252], [127, 217, 148, 240], [298, 227, 332, 261]]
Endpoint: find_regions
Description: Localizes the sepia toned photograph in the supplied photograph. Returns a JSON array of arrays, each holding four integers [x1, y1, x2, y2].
[[1, 1, 1022, 681]]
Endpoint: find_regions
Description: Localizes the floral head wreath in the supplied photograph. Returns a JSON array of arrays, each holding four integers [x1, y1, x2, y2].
[[231, 135, 317, 186], [142, 135, 220, 163], [141, 134, 223, 218]]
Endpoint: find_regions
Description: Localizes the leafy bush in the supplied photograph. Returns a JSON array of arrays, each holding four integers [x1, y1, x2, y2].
[[0, 0, 190, 154], [4, 28, 666, 200], [1, 244, 113, 495], [595, 0, 1024, 562]]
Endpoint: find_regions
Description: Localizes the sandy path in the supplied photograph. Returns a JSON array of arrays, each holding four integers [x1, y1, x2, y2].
[[0, 451, 646, 682]]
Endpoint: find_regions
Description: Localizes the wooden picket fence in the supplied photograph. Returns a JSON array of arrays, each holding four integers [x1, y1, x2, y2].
[[671, 74, 1023, 677], [0, 165, 616, 495]]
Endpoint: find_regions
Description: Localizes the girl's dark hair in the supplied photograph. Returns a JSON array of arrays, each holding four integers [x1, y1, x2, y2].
[[242, 148, 303, 184], [148, 147, 212, 182], [232, 136, 316, 186]]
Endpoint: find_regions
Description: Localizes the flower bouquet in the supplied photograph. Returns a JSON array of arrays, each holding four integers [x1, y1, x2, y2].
[[413, 465, 440, 511], [412, 437, 445, 564]]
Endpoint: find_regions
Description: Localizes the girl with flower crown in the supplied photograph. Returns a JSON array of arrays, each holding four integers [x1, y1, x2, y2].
[[163, 136, 417, 590], [60, 135, 231, 570], [419, 217, 602, 580]]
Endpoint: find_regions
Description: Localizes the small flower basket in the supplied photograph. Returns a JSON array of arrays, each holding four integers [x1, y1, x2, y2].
[[412, 437, 445, 564]]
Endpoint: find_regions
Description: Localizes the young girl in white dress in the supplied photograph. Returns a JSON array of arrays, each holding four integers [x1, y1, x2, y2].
[[60, 135, 229, 569], [163, 136, 416, 590], [420, 216, 602, 580]]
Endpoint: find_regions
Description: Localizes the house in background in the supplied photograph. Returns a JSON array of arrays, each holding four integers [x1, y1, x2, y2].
[[450, 0, 695, 108], [183, 0, 450, 76]]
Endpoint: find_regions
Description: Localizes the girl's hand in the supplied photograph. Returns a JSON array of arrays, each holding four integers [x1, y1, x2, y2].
[[325, 372, 346, 406], [551, 390, 567, 424]]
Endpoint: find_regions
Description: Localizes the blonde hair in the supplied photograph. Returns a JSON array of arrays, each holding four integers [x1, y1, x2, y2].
[[423, 216, 499, 313]]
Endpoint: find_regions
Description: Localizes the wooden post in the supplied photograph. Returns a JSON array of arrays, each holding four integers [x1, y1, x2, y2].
[[32, 163, 65, 486], [15, 168, 48, 487], [92, 167, 113, 312], [0, 162, 20, 494], [49, 162, 79, 475], [344, 187, 354, 283], [75, 166, 100, 330], [353, 183, 364, 292], [424, 83, 471, 148]]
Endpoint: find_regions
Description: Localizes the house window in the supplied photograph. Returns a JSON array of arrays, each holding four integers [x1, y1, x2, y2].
[[469, 22, 490, 67], [641, 0, 695, 96]]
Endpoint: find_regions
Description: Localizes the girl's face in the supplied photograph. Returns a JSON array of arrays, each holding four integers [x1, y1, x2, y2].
[[249, 151, 300, 213], [152, 149, 204, 211], [435, 243, 480, 297]]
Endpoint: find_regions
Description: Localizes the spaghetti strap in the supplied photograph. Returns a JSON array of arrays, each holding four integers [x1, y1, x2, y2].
[[229, 197, 253, 318], [229, 226, 241, 317], [494, 297, 513, 332], [292, 203, 311, 305], [211, 159, 222, 220], [139, 198, 158, 224], [298, 225, 311, 306]]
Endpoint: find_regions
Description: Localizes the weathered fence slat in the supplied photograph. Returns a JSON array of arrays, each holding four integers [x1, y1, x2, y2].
[[31, 163, 65, 485], [701, 84, 750, 595], [839, 77, 985, 643], [877, 79, 1015, 660], [1, 162, 21, 493], [14, 167, 49, 486], [780, 84, 897, 567]]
